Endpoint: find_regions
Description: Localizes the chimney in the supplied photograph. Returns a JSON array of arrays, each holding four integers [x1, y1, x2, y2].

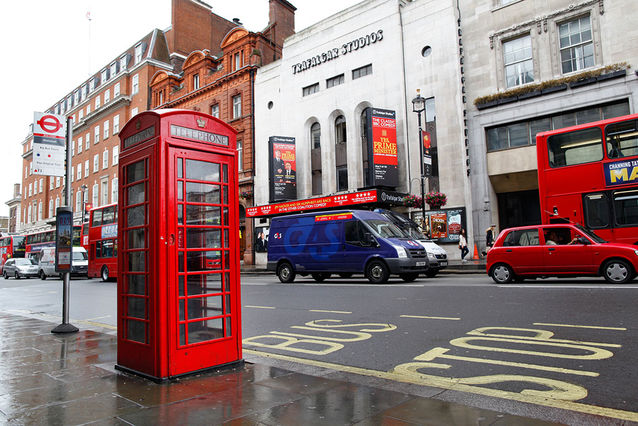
[[269, 0, 296, 47]]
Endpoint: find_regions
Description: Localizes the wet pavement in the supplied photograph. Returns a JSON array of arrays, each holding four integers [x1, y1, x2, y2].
[[0, 312, 558, 425]]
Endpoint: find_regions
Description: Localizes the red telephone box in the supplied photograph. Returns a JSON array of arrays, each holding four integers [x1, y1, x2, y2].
[[116, 110, 241, 381]]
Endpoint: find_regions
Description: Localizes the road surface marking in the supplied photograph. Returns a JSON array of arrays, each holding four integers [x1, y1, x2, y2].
[[309, 309, 352, 314], [401, 314, 461, 321], [243, 348, 638, 422], [245, 305, 276, 309], [534, 322, 627, 331]]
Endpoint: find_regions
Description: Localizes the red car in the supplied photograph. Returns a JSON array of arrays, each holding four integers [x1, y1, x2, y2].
[[486, 224, 638, 284]]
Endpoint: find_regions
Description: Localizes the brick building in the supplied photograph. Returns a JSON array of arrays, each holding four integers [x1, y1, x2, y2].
[[19, 0, 239, 234], [150, 0, 296, 263]]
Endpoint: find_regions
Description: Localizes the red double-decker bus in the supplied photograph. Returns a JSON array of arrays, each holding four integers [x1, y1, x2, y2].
[[87, 203, 118, 281], [537, 113, 638, 245], [0, 235, 26, 273], [24, 226, 82, 259]]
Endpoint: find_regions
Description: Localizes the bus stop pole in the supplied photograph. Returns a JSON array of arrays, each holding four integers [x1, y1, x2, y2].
[[52, 117, 78, 334]]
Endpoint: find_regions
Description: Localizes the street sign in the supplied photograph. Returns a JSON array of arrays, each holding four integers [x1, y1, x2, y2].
[[33, 112, 67, 177]]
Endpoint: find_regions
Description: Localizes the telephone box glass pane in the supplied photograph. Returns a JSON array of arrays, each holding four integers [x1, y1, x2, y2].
[[178, 205, 183, 224], [186, 274, 222, 295], [127, 320, 146, 343], [177, 182, 183, 201], [186, 205, 220, 225], [128, 297, 146, 319], [127, 275, 146, 295], [177, 158, 183, 178], [185, 159, 220, 181], [223, 164, 228, 183], [179, 300, 185, 321], [128, 183, 145, 204], [225, 294, 231, 314], [186, 251, 221, 272], [127, 161, 146, 183], [127, 206, 145, 227], [179, 275, 185, 297], [225, 317, 231, 337], [223, 186, 228, 204], [128, 229, 145, 248], [186, 183, 220, 203], [129, 252, 145, 272], [179, 324, 186, 346], [186, 229, 221, 248], [188, 318, 223, 343], [187, 296, 222, 319]]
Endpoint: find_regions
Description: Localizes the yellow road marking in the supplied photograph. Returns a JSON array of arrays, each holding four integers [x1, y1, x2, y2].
[[309, 309, 352, 314], [245, 305, 276, 309], [534, 322, 627, 331], [243, 348, 638, 422], [401, 315, 461, 321]]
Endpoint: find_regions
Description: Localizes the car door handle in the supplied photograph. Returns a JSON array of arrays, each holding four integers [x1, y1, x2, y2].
[[548, 247, 555, 252], [506, 249, 512, 252]]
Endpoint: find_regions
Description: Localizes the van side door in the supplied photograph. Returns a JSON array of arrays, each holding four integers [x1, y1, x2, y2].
[[342, 220, 374, 272]]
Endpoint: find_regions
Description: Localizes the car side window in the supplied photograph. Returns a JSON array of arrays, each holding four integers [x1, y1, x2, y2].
[[345, 221, 366, 246], [543, 227, 572, 245], [503, 230, 539, 246]]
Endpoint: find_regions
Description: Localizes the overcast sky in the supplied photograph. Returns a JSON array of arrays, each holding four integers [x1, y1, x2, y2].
[[0, 0, 362, 218]]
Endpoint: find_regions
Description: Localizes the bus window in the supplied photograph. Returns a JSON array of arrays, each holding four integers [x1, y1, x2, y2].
[[583, 193, 610, 229], [606, 119, 638, 159], [547, 127, 602, 167], [102, 206, 116, 225], [613, 189, 638, 226], [92, 209, 103, 226]]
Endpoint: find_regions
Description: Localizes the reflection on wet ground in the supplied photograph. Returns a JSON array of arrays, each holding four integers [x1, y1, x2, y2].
[[0, 313, 557, 425]]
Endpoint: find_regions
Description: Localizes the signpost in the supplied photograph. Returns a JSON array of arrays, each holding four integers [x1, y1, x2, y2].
[[33, 112, 67, 177]]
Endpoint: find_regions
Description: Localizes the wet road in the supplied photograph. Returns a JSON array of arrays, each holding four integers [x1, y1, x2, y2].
[[2, 273, 638, 423]]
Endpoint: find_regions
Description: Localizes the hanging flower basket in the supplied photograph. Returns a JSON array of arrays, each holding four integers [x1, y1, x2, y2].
[[403, 194, 423, 208], [425, 192, 447, 209], [240, 191, 253, 199]]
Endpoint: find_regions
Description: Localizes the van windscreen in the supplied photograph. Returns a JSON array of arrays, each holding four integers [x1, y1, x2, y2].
[[363, 220, 405, 238]]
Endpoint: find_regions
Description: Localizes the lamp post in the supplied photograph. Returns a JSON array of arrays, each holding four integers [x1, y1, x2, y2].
[[412, 90, 427, 233]]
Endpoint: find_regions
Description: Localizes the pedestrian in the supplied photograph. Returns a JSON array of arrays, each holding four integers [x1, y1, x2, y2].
[[459, 229, 469, 262], [482, 224, 496, 256]]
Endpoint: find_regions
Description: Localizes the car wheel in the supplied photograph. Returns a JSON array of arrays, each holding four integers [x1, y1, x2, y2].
[[3, 271, 8, 279], [366, 260, 389, 284], [277, 262, 296, 283], [425, 270, 438, 278], [311, 272, 331, 282], [40, 270, 47, 280], [14, 272, 20, 280], [603, 259, 634, 284], [490, 263, 514, 284], [101, 266, 110, 282], [400, 273, 419, 282]]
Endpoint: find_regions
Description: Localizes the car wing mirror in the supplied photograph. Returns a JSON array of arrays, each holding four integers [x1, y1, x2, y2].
[[577, 237, 590, 245]]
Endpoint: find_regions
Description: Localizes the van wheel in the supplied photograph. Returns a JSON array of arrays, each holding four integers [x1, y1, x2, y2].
[[400, 273, 419, 282], [311, 273, 331, 282], [40, 270, 47, 280], [603, 259, 634, 284], [277, 262, 296, 283], [101, 266, 110, 282], [490, 263, 514, 284], [366, 260, 389, 284]]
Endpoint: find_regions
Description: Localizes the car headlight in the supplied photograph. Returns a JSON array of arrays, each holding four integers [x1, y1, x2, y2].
[[634, 250, 638, 256], [393, 245, 408, 258], [427, 252, 436, 260]]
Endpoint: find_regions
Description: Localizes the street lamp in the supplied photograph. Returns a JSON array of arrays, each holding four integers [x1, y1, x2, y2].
[[412, 90, 427, 234], [80, 184, 88, 222]]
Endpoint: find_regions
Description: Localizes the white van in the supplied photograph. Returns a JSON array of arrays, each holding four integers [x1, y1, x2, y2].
[[38, 247, 89, 279]]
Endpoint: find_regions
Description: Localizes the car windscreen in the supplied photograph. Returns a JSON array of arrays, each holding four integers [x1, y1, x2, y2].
[[363, 219, 406, 239], [72, 251, 88, 261], [575, 224, 606, 243]]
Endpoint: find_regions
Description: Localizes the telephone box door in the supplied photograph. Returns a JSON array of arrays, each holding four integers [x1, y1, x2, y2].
[[168, 148, 241, 375]]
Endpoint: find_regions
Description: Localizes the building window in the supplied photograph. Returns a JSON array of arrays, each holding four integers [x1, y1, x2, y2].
[[104, 89, 110, 103], [112, 178, 119, 204], [95, 126, 100, 143], [135, 43, 143, 64], [38, 202, 42, 221], [50, 178, 54, 190], [504, 35, 534, 88], [132, 74, 139, 95], [55, 197, 60, 210], [71, 166, 74, 182], [104, 120, 110, 139], [193, 74, 200, 90], [93, 154, 99, 173], [79, 110, 84, 120], [120, 55, 127, 71], [110, 62, 118, 77], [113, 115, 120, 134], [101, 69, 108, 83], [232, 94, 241, 119], [55, 177, 60, 188], [559, 15, 594, 74], [352, 64, 372, 80], [311, 122, 322, 195], [327, 74, 345, 88], [92, 184, 99, 207], [86, 104, 90, 115], [75, 191, 82, 213], [39, 179, 43, 193], [85, 133, 90, 149], [131, 107, 138, 119], [234, 52, 241, 70], [77, 163, 82, 180], [114, 82, 120, 97], [101, 178, 109, 206], [210, 104, 219, 118], [103, 149, 109, 169], [89, 78, 96, 92], [486, 100, 630, 152], [237, 140, 243, 172], [335, 115, 348, 192], [84, 160, 89, 178], [158, 91, 163, 106], [302, 83, 319, 97], [49, 200, 54, 218], [74, 90, 80, 104], [81, 84, 87, 101], [113, 146, 119, 165]]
